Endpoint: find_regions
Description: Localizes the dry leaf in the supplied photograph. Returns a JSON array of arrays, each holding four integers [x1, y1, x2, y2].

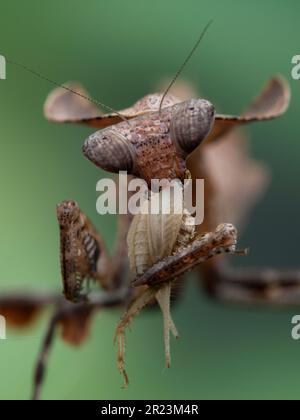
[[59, 306, 94, 346]]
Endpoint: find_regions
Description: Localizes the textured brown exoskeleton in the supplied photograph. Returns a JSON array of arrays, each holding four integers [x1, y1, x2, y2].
[[0, 29, 294, 399], [42, 74, 290, 386], [82, 96, 215, 185], [44, 76, 289, 188], [57, 200, 111, 301]]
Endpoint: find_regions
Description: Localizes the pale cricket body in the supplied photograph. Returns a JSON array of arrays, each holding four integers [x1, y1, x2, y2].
[[126, 181, 196, 371], [127, 181, 195, 275]]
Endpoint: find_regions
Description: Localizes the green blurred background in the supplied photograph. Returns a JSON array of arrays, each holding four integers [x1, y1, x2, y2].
[[0, 0, 299, 400]]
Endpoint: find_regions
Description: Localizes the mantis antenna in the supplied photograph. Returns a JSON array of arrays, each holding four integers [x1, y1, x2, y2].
[[6, 58, 130, 125], [159, 20, 213, 115]]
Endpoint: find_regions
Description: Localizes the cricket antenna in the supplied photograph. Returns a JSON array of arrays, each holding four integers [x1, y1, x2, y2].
[[6, 58, 130, 124], [158, 20, 213, 115]]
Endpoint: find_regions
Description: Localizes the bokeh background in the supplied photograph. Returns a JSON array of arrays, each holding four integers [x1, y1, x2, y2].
[[0, 0, 299, 400]]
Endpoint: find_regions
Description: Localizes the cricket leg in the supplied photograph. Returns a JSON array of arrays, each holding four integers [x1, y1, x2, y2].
[[115, 286, 158, 388], [32, 310, 60, 400], [155, 282, 179, 369]]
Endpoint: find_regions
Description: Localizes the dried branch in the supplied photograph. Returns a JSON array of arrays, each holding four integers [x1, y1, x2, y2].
[[201, 262, 300, 306], [32, 310, 59, 400], [30, 287, 130, 400], [0, 292, 63, 328], [0, 292, 62, 306]]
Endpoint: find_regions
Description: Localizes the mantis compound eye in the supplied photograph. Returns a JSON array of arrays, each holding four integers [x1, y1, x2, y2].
[[171, 98, 215, 156], [57, 200, 80, 227], [82, 129, 135, 174]]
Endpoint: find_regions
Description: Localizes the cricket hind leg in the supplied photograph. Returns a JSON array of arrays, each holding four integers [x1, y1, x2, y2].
[[155, 282, 179, 369], [115, 286, 158, 388], [115, 281, 180, 387]]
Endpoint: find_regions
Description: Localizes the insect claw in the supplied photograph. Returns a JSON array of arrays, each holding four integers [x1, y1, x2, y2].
[[234, 247, 250, 256], [121, 371, 129, 389]]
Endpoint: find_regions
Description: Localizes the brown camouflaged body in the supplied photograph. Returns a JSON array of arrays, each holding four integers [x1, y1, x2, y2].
[[57, 200, 110, 301], [109, 109, 186, 184], [83, 98, 215, 186]]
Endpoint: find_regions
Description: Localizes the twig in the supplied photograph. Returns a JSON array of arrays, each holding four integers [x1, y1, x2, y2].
[[32, 310, 59, 400], [0, 292, 63, 306], [31, 287, 130, 400], [201, 262, 300, 306]]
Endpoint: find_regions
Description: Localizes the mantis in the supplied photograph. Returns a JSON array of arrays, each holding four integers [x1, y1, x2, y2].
[[0, 24, 294, 399]]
